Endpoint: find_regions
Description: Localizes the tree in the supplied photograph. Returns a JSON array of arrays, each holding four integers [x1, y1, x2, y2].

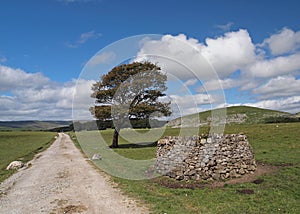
[[90, 62, 171, 148]]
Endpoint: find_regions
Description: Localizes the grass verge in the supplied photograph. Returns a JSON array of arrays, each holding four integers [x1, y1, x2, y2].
[[0, 131, 57, 183]]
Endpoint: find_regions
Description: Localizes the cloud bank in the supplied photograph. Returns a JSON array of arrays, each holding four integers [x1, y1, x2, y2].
[[0, 65, 94, 120], [1, 27, 300, 120], [135, 28, 300, 113]]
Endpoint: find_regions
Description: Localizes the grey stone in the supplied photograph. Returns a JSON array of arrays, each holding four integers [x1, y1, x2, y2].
[[91, 154, 102, 160], [239, 168, 245, 175], [156, 134, 256, 181], [6, 161, 24, 170]]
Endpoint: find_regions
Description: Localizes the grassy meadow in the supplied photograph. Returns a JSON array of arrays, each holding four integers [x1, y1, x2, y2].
[[0, 121, 298, 213], [72, 122, 300, 213], [0, 131, 57, 183]]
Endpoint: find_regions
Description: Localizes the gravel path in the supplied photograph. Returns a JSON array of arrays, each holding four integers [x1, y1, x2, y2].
[[0, 133, 149, 214]]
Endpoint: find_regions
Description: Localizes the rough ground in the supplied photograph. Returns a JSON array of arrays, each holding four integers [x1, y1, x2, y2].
[[0, 133, 149, 214]]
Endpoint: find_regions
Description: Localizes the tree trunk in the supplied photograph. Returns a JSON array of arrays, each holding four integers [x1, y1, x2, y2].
[[110, 127, 119, 148]]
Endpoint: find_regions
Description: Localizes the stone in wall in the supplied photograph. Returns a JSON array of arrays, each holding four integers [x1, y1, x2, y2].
[[156, 134, 256, 181]]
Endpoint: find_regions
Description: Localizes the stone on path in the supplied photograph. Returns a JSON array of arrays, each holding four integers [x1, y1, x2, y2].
[[92, 154, 102, 160], [6, 161, 24, 170]]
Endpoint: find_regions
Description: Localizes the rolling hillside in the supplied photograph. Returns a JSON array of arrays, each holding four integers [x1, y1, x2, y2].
[[0, 120, 71, 131], [0, 106, 296, 130], [293, 112, 300, 118], [167, 106, 291, 127]]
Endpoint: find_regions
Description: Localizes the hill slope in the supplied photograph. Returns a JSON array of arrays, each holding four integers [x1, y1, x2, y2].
[[0, 121, 71, 131], [167, 106, 290, 127], [293, 112, 300, 118]]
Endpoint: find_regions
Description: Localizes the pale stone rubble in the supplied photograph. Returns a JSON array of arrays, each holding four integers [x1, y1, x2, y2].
[[91, 153, 102, 160], [156, 134, 256, 181], [6, 161, 24, 170]]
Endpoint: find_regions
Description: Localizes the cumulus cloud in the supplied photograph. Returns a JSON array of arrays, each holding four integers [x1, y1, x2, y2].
[[0, 65, 50, 91], [133, 30, 300, 113], [3, 27, 300, 120], [183, 78, 198, 87], [136, 30, 256, 81], [136, 29, 300, 88], [262, 28, 300, 55], [0, 65, 95, 120], [253, 75, 300, 100], [245, 96, 300, 113], [202, 29, 256, 77], [246, 53, 300, 78], [135, 34, 214, 80], [198, 78, 242, 92], [240, 81, 260, 91], [72, 79, 96, 120], [169, 93, 217, 117]]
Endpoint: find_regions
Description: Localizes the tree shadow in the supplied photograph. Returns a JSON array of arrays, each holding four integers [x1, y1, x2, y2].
[[117, 141, 157, 149]]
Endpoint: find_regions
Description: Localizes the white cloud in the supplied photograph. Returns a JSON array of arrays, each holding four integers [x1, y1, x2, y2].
[[0, 65, 50, 91], [262, 28, 300, 55], [246, 53, 300, 78], [72, 79, 96, 120], [135, 29, 297, 88], [171, 93, 213, 106], [136, 30, 256, 81], [77, 31, 101, 44], [133, 30, 300, 114], [202, 29, 256, 77], [240, 81, 259, 91], [198, 78, 242, 92], [169, 93, 216, 117], [135, 34, 213, 80], [0, 95, 43, 120], [3, 28, 300, 120], [215, 22, 234, 32], [0, 65, 95, 120], [183, 78, 198, 87], [253, 75, 300, 99], [245, 96, 300, 114], [87, 51, 116, 67], [66, 30, 101, 48]]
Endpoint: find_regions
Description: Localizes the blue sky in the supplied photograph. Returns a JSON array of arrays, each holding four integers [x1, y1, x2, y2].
[[0, 0, 300, 120]]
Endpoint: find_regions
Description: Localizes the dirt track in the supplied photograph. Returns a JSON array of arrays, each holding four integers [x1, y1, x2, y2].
[[0, 133, 149, 214]]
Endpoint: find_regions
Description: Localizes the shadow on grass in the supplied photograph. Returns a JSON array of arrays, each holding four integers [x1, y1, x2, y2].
[[117, 141, 157, 149]]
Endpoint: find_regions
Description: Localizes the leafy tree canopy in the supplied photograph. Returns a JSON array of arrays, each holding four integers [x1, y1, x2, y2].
[[90, 61, 171, 148]]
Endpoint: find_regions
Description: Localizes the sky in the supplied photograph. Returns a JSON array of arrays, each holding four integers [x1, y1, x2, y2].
[[0, 0, 300, 121]]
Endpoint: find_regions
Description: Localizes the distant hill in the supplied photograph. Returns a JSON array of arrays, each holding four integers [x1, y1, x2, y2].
[[0, 121, 72, 131], [167, 106, 291, 127], [1, 106, 296, 131], [293, 112, 300, 118]]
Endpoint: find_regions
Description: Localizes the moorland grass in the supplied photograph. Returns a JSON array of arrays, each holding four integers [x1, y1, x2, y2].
[[0, 131, 56, 183], [183, 106, 289, 125], [73, 122, 300, 213]]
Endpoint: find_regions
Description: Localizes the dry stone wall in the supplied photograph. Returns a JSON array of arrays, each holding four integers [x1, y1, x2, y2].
[[156, 134, 256, 181]]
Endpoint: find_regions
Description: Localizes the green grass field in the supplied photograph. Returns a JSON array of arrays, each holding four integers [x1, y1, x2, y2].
[[73, 122, 300, 213], [0, 123, 298, 213], [0, 131, 57, 183]]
